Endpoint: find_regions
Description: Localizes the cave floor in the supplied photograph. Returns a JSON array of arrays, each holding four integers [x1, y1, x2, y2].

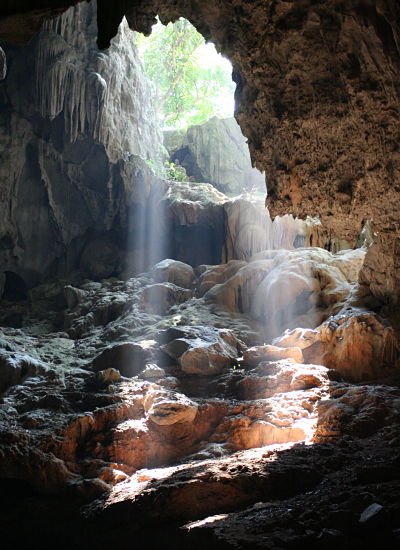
[[0, 254, 399, 549]]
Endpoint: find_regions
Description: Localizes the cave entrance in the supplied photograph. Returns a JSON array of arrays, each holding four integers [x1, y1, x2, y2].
[[128, 16, 268, 275], [135, 17, 265, 197]]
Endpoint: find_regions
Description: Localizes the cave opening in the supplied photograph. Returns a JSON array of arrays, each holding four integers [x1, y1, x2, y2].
[[0, 1, 399, 548]]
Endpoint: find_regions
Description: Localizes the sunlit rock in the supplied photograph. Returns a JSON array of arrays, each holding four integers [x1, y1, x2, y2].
[[205, 247, 366, 339], [275, 309, 399, 382], [224, 198, 306, 261], [144, 388, 198, 425], [86, 367, 121, 389], [315, 384, 400, 440], [318, 311, 399, 381], [204, 259, 273, 313], [138, 364, 166, 380], [152, 259, 195, 289], [197, 260, 247, 296], [273, 327, 319, 349], [161, 325, 243, 375], [231, 419, 307, 449], [235, 360, 328, 400], [164, 117, 265, 195], [243, 345, 304, 366], [330, 248, 366, 283]]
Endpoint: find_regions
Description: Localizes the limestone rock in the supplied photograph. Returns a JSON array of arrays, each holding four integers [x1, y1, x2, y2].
[[224, 198, 306, 261], [91, 342, 154, 378], [359, 503, 385, 525], [273, 328, 319, 350], [152, 259, 195, 289], [0, 350, 47, 393], [144, 389, 198, 425], [161, 325, 242, 375], [205, 247, 365, 339], [236, 360, 328, 400], [197, 260, 247, 296], [138, 364, 166, 380], [315, 384, 400, 440], [140, 282, 192, 315], [331, 248, 367, 284], [86, 368, 121, 389], [243, 345, 304, 366], [164, 117, 265, 194], [63, 285, 87, 309], [318, 311, 399, 381], [0, 1, 164, 288]]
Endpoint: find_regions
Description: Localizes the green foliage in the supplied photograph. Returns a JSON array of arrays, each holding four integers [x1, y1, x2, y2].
[[136, 18, 235, 129], [165, 161, 187, 182]]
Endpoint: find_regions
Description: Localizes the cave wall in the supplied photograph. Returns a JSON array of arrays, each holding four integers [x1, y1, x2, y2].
[[0, 0, 399, 305], [0, 1, 163, 287], [102, 0, 400, 307], [164, 117, 265, 194]]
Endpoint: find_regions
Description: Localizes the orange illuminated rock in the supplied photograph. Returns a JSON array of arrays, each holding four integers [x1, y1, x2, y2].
[[243, 345, 304, 366], [144, 389, 198, 425]]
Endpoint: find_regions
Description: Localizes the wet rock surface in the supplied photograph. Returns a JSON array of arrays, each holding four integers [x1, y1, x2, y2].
[[0, 247, 399, 549]]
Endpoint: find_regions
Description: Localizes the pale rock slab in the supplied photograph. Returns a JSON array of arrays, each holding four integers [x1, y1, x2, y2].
[[152, 259, 195, 289], [144, 389, 198, 425], [243, 345, 304, 366]]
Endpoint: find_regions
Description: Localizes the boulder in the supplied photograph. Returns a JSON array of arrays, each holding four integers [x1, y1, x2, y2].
[[273, 327, 319, 349], [152, 259, 195, 289], [318, 311, 399, 381], [161, 325, 243, 375], [236, 360, 328, 400], [144, 389, 198, 425]]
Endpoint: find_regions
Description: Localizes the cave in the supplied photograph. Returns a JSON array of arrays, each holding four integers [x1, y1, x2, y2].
[[0, 1, 400, 549]]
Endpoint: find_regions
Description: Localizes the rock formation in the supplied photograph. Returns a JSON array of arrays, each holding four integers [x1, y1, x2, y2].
[[164, 117, 265, 194], [0, 1, 399, 549], [0, 1, 163, 288], [2, 1, 400, 304]]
